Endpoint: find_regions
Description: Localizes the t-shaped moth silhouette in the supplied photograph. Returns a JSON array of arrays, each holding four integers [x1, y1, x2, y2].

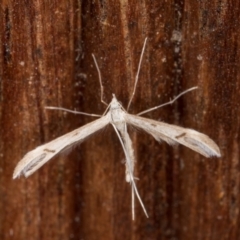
[[13, 38, 221, 220]]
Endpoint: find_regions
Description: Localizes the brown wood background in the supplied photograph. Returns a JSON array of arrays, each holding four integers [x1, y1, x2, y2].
[[0, 1, 239, 239]]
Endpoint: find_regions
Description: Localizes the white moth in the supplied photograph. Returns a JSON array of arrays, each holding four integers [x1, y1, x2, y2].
[[13, 38, 221, 220]]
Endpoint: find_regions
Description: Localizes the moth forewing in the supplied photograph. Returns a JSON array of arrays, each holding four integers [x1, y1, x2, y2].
[[125, 113, 221, 158], [13, 113, 111, 179]]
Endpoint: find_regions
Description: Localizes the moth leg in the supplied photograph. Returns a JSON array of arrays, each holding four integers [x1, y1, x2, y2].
[[111, 123, 149, 220]]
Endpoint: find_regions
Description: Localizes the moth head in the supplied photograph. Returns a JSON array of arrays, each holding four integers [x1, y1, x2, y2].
[[110, 94, 122, 109]]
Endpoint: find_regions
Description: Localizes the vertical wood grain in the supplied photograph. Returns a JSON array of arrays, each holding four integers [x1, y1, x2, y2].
[[0, 0, 239, 239]]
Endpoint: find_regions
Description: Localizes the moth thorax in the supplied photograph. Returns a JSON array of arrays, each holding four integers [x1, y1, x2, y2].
[[111, 108, 125, 124]]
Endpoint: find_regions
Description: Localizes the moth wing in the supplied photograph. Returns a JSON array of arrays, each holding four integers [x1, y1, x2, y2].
[[125, 114, 221, 158], [13, 113, 111, 179]]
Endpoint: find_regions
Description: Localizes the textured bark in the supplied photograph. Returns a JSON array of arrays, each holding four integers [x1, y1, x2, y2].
[[0, 0, 239, 239]]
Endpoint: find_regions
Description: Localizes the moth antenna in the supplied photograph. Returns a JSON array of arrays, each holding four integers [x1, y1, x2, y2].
[[92, 54, 108, 106], [127, 37, 148, 111]]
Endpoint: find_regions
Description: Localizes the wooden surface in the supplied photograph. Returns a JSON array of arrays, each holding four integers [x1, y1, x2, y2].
[[0, 1, 239, 239]]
